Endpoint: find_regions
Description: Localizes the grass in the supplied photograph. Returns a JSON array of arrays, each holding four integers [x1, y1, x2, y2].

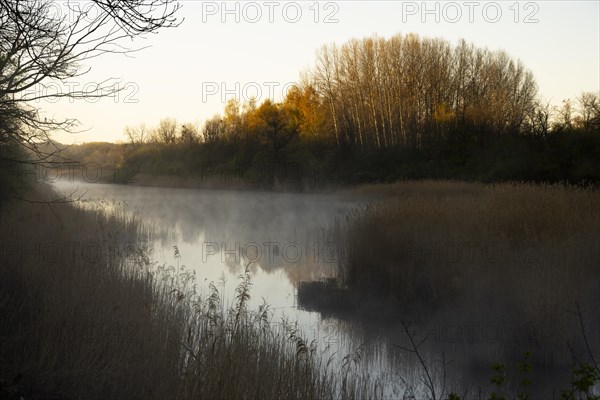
[[4, 180, 598, 398], [292, 181, 600, 396], [0, 185, 381, 400], [330, 181, 600, 367]]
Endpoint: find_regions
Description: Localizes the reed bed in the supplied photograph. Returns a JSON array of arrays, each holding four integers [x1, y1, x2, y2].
[[334, 181, 600, 360], [0, 186, 381, 400]]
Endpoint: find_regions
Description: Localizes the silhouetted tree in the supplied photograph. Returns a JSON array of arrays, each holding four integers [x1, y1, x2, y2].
[[253, 100, 299, 153], [124, 123, 150, 145], [179, 123, 200, 145], [554, 99, 574, 132], [577, 92, 600, 132], [202, 115, 225, 143], [155, 118, 178, 144], [0, 0, 180, 158]]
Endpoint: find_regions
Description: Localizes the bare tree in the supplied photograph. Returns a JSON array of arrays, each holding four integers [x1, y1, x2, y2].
[[202, 115, 224, 143], [124, 123, 149, 145], [156, 117, 178, 144], [527, 99, 552, 137], [0, 0, 181, 159], [555, 99, 574, 131], [179, 123, 199, 145], [577, 91, 600, 132], [309, 33, 538, 150]]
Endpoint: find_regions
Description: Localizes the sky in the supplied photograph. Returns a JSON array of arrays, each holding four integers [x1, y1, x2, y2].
[[42, 0, 600, 144]]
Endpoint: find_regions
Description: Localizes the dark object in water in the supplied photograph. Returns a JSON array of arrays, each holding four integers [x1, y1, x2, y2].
[[297, 278, 357, 316]]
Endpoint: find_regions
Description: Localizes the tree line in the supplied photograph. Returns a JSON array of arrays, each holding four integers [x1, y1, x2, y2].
[[129, 34, 598, 152], [111, 34, 600, 189], [3, 9, 599, 194]]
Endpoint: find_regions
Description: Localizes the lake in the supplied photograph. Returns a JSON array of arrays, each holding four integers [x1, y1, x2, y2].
[[52, 180, 597, 398]]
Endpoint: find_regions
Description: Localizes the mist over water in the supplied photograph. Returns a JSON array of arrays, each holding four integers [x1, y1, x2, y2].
[[52, 181, 599, 397], [52, 182, 381, 354]]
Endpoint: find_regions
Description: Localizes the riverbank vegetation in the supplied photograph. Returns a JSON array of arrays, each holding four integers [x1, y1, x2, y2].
[[298, 181, 600, 393], [2, 182, 597, 398], [336, 181, 600, 314], [0, 185, 381, 399]]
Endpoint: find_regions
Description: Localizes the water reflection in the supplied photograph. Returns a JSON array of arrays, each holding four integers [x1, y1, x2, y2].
[[54, 181, 355, 283], [52, 181, 599, 397]]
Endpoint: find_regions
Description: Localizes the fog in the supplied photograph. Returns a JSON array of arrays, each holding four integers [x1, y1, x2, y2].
[[52, 180, 599, 396]]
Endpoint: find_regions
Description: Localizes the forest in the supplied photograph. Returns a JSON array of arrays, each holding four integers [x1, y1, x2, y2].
[[26, 34, 600, 192]]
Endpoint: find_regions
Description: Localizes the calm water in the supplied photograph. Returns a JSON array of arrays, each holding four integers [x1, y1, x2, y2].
[[53, 181, 597, 398], [54, 181, 356, 310], [53, 181, 405, 389]]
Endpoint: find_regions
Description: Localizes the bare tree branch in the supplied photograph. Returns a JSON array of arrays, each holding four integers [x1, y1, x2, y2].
[[0, 0, 181, 157]]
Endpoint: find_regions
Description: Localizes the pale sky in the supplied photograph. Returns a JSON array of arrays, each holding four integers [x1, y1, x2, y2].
[[42, 0, 600, 144]]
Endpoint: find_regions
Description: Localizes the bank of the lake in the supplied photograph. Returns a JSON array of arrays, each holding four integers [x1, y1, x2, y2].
[[1, 181, 599, 399], [0, 184, 380, 400]]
